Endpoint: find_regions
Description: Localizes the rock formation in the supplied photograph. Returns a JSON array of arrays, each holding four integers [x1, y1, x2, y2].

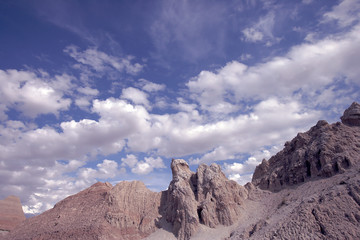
[[162, 159, 248, 239], [0, 195, 25, 236], [237, 102, 360, 239], [3, 102, 360, 240], [4, 182, 162, 240], [341, 101, 360, 126], [252, 117, 359, 191], [3, 161, 247, 240], [106, 181, 162, 238]]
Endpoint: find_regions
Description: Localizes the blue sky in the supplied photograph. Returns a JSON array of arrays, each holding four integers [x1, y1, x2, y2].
[[1, 0, 360, 215]]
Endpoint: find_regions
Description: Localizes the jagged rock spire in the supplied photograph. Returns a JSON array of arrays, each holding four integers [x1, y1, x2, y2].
[[162, 159, 248, 240]]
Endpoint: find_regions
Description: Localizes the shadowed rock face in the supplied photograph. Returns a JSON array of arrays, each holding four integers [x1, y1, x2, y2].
[[0, 196, 25, 231], [252, 103, 360, 191]]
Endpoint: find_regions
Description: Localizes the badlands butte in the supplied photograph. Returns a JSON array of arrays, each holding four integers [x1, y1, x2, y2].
[[1, 102, 360, 240]]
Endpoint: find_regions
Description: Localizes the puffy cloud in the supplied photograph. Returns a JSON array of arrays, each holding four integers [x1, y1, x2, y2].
[[78, 159, 124, 180], [223, 147, 278, 176], [187, 98, 318, 164], [0, 98, 152, 171], [131, 157, 165, 175], [121, 154, 138, 168], [228, 173, 253, 186], [121, 87, 150, 109], [188, 24, 360, 114], [0, 69, 72, 118], [223, 147, 280, 185]]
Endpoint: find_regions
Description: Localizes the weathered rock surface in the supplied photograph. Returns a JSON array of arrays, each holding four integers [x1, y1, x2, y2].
[[228, 165, 360, 240], [162, 159, 248, 240], [252, 114, 360, 191], [106, 181, 162, 238], [4, 181, 162, 240], [162, 159, 200, 240], [341, 101, 360, 126], [0, 195, 25, 233], [239, 101, 360, 239]]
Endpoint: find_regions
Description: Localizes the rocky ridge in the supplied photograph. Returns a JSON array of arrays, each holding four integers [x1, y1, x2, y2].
[[3, 102, 360, 240], [252, 102, 360, 191], [3, 160, 247, 240]]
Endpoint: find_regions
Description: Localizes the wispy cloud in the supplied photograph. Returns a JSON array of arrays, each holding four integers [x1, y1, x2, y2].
[[241, 11, 280, 46], [149, 0, 227, 63], [64, 45, 143, 75], [323, 0, 360, 27]]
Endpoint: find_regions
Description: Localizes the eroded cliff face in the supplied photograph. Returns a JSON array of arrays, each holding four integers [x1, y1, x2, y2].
[[105, 181, 162, 239], [252, 102, 360, 191], [240, 102, 360, 239]]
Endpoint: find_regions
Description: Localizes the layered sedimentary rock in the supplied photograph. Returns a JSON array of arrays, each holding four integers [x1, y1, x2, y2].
[[0, 196, 25, 232]]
